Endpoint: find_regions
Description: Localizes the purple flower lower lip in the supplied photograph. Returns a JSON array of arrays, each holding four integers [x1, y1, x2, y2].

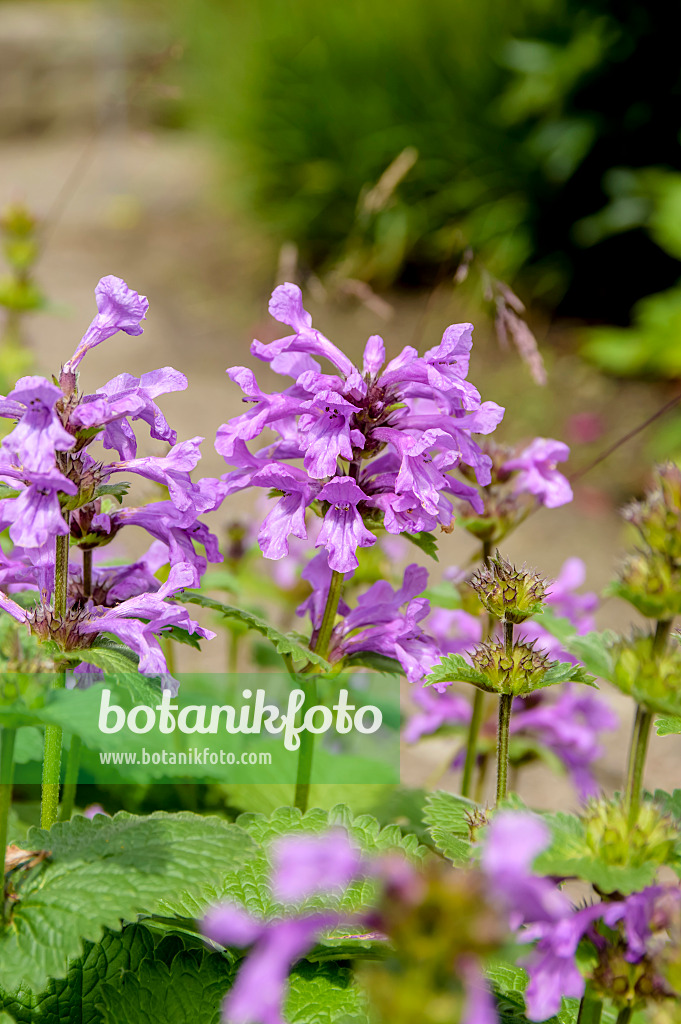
[[316, 476, 376, 572]]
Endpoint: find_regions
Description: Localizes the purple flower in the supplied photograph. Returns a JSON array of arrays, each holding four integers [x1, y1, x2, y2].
[[250, 464, 318, 559], [78, 562, 214, 674], [65, 276, 149, 372], [299, 391, 364, 478], [459, 956, 499, 1024], [511, 686, 618, 799], [201, 827, 367, 1024], [296, 551, 352, 630], [108, 437, 207, 517], [72, 367, 187, 459], [503, 438, 573, 509], [271, 831, 365, 902], [1, 377, 74, 473], [316, 477, 376, 572]]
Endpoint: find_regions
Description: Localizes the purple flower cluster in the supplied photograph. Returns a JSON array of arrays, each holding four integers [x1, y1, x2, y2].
[[483, 812, 681, 1019], [217, 284, 504, 573], [0, 276, 222, 676]]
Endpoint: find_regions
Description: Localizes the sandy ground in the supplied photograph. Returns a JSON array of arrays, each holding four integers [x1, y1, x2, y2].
[[1, 56, 679, 808]]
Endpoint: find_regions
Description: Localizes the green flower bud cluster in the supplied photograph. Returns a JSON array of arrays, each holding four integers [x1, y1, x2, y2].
[[614, 463, 681, 619], [584, 797, 678, 869], [592, 946, 670, 1013], [471, 638, 550, 696], [470, 551, 547, 623], [610, 632, 681, 715]]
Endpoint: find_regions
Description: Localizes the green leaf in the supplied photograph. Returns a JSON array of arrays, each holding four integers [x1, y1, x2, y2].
[[402, 531, 439, 561], [422, 790, 474, 864], [535, 811, 660, 894], [96, 946, 234, 1024], [539, 612, 615, 681], [0, 923, 156, 1024], [94, 482, 130, 503], [656, 714, 681, 735], [341, 652, 403, 675], [179, 593, 330, 670], [652, 788, 681, 821], [0, 811, 256, 992], [535, 661, 596, 689], [284, 961, 369, 1023], [423, 653, 492, 691], [184, 804, 425, 948], [64, 639, 139, 676]]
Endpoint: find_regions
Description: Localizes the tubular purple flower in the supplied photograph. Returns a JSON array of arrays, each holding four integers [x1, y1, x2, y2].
[[65, 275, 149, 372], [73, 366, 187, 459], [108, 437, 206, 517], [316, 477, 376, 572], [1, 377, 74, 473], [503, 438, 573, 509], [250, 464, 318, 559]]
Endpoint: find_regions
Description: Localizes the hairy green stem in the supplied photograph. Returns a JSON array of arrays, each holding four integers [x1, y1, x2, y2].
[[41, 527, 71, 830], [461, 541, 493, 799], [41, 673, 66, 830], [624, 618, 671, 826], [614, 1007, 632, 1024], [0, 727, 17, 926], [54, 532, 70, 620], [59, 735, 82, 821], [82, 548, 92, 599], [576, 984, 603, 1024], [495, 620, 515, 806], [294, 570, 344, 812]]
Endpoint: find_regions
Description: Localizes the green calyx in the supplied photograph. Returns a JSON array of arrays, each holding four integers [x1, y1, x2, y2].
[[471, 637, 550, 696], [470, 551, 547, 624], [622, 462, 681, 563]]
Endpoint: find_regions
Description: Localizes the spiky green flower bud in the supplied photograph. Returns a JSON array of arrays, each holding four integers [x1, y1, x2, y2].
[[610, 550, 681, 620], [470, 552, 547, 623], [471, 637, 550, 696], [622, 462, 681, 564], [584, 797, 677, 870], [609, 632, 681, 716]]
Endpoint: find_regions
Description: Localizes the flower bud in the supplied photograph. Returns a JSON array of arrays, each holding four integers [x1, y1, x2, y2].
[[610, 632, 681, 715], [610, 551, 681, 620], [470, 552, 547, 623], [622, 463, 681, 564], [584, 797, 677, 872], [471, 637, 550, 696]]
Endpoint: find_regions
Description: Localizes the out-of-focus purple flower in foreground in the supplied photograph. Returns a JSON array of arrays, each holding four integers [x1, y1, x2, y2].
[[202, 830, 363, 1024], [483, 812, 681, 1020]]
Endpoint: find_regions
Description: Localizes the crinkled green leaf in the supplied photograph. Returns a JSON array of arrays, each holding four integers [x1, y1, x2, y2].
[[0, 923, 156, 1024], [0, 812, 256, 992], [652, 788, 681, 821], [534, 661, 596, 689], [422, 790, 475, 864], [535, 811, 660, 894], [179, 593, 330, 669], [423, 654, 491, 691], [539, 612, 616, 681], [284, 961, 369, 1023], [96, 946, 234, 1024]]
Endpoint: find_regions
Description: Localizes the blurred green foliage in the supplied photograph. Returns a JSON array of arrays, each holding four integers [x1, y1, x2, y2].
[[174, 0, 681, 336]]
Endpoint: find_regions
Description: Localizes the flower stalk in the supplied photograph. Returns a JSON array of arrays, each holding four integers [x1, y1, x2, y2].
[[624, 618, 672, 827], [41, 526, 71, 830], [576, 983, 603, 1024], [495, 620, 514, 806], [59, 734, 82, 821], [294, 570, 344, 812], [0, 726, 17, 925], [461, 541, 492, 799]]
